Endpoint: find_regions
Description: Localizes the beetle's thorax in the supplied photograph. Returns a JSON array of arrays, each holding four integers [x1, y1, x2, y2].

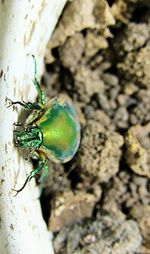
[[15, 126, 43, 149]]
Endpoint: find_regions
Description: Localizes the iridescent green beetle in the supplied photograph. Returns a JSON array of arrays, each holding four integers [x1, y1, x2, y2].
[[8, 55, 80, 195]]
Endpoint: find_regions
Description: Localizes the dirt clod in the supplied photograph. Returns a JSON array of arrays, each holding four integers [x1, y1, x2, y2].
[[40, 0, 150, 253]]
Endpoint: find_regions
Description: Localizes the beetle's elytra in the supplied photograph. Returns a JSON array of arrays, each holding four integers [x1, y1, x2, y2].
[[8, 55, 80, 195]]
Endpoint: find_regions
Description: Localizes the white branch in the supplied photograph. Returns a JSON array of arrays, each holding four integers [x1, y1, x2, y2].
[[0, 1, 67, 254]]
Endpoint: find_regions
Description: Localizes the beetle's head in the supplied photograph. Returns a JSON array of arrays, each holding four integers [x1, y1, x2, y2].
[[14, 126, 43, 149]]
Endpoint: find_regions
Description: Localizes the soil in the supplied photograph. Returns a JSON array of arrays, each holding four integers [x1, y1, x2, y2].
[[40, 0, 150, 253]]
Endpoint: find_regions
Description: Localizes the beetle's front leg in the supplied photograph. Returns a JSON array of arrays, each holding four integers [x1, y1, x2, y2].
[[7, 100, 43, 126], [6, 97, 42, 110]]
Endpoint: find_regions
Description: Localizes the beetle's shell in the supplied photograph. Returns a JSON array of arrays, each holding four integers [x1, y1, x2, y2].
[[36, 97, 80, 163]]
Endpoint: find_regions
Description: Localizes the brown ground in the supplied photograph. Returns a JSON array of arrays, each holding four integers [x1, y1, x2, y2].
[[40, 0, 150, 253]]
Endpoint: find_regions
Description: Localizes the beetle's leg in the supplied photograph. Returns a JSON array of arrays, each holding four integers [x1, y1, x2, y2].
[[7, 55, 45, 111], [38, 164, 49, 195], [25, 149, 42, 160], [7, 97, 42, 125], [24, 109, 42, 125], [6, 98, 26, 108], [38, 166, 49, 184], [6, 97, 41, 110], [12, 156, 48, 196], [26, 149, 49, 194], [31, 55, 45, 110]]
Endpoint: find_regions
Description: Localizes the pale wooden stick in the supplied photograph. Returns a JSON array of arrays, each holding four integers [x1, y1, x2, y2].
[[0, 1, 67, 254]]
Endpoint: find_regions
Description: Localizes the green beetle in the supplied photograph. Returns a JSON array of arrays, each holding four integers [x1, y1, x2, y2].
[[8, 55, 80, 195]]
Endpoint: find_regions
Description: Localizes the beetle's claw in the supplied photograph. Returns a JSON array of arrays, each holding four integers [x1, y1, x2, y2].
[[12, 175, 31, 196], [11, 188, 20, 197], [6, 98, 13, 108]]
